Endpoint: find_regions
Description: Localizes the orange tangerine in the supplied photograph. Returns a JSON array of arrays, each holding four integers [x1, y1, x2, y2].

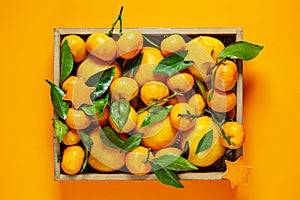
[[214, 60, 238, 91], [220, 121, 245, 149], [65, 108, 91, 130], [62, 129, 81, 146], [160, 34, 186, 57], [61, 35, 87, 62], [109, 77, 139, 101], [136, 110, 178, 151], [140, 81, 169, 106], [188, 94, 206, 114], [88, 127, 125, 172], [134, 47, 166, 86], [61, 145, 85, 175], [207, 89, 237, 113], [86, 32, 117, 61], [169, 103, 197, 131], [166, 72, 194, 93], [125, 146, 153, 176], [116, 29, 144, 59]]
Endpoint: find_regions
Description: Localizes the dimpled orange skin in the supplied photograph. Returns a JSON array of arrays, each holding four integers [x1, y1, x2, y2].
[[125, 146, 153, 176], [65, 108, 91, 130], [116, 29, 144, 59], [61, 145, 85, 175], [133, 47, 166, 86], [207, 89, 237, 113], [61, 35, 88, 62], [166, 72, 194, 93], [109, 77, 139, 101], [86, 32, 117, 61], [214, 60, 238, 91], [169, 103, 197, 131], [140, 81, 169, 106], [220, 121, 245, 149], [160, 34, 186, 57], [136, 110, 178, 151], [62, 129, 81, 146]]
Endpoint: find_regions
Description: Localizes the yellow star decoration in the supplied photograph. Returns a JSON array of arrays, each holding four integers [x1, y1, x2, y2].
[[63, 77, 95, 109], [221, 156, 252, 188]]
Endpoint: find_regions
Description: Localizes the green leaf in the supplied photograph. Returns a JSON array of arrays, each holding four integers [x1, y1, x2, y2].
[[122, 53, 143, 77], [109, 98, 130, 131], [79, 131, 94, 173], [194, 78, 207, 101], [150, 161, 184, 188], [152, 154, 198, 171], [153, 50, 194, 77], [86, 66, 116, 99], [120, 134, 143, 153], [99, 126, 125, 149], [195, 129, 214, 154], [46, 79, 69, 120], [80, 92, 110, 116], [217, 41, 264, 61], [60, 40, 74, 85], [141, 105, 172, 127], [207, 69, 217, 102], [181, 141, 190, 159], [52, 118, 68, 143]]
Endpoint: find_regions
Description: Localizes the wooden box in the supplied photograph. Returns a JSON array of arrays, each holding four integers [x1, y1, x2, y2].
[[53, 28, 243, 181]]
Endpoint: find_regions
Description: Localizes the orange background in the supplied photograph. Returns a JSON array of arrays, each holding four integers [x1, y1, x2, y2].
[[1, 0, 300, 199]]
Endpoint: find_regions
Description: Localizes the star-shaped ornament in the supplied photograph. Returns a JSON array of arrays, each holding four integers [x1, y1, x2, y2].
[[63, 77, 95, 109], [221, 156, 252, 189]]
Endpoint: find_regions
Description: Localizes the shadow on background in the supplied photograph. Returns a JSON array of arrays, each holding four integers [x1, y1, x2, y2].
[[60, 180, 236, 200]]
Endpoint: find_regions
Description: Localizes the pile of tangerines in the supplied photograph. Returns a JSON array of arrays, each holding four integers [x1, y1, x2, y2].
[[56, 29, 245, 179]]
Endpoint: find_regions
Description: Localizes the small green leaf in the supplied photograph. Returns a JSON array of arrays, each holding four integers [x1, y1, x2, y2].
[[150, 161, 184, 188], [194, 78, 207, 101], [86, 66, 116, 99], [80, 92, 110, 116], [208, 69, 217, 102], [152, 154, 198, 171], [110, 98, 130, 131], [99, 126, 125, 149], [153, 50, 194, 77], [217, 41, 264, 61], [79, 131, 94, 173], [141, 105, 172, 127], [195, 129, 214, 154], [52, 118, 68, 143], [181, 141, 190, 159], [120, 134, 143, 153], [60, 40, 74, 85], [46, 79, 69, 120], [122, 53, 143, 77]]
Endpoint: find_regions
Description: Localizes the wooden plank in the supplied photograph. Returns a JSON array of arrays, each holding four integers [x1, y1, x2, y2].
[[53, 28, 243, 181], [59, 172, 223, 181]]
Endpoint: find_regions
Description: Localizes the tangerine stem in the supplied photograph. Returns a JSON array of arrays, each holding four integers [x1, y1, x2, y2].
[[108, 6, 123, 36], [143, 35, 160, 49]]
